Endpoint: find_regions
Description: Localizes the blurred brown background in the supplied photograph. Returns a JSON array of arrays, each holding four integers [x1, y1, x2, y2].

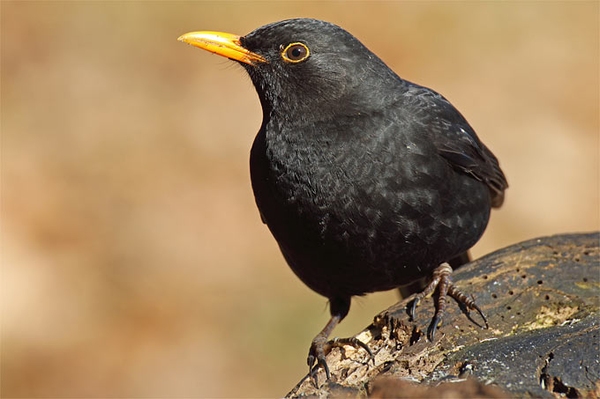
[[2, 1, 598, 397]]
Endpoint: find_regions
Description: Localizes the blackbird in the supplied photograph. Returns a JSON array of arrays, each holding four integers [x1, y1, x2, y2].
[[179, 18, 507, 380]]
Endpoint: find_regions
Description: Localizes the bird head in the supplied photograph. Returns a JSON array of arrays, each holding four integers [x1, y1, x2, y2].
[[179, 18, 400, 120]]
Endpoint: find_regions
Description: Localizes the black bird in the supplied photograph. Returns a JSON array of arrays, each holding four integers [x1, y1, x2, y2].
[[178, 18, 507, 380]]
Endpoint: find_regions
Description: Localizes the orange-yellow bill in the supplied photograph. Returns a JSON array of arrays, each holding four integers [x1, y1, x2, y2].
[[177, 31, 266, 65]]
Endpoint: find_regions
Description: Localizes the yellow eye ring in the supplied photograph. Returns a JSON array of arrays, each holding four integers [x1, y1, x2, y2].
[[281, 42, 310, 63]]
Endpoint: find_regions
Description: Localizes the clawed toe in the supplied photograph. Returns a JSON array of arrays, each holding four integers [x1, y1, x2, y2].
[[408, 296, 420, 321], [410, 263, 488, 341], [307, 336, 373, 385], [427, 313, 442, 341], [448, 286, 489, 329], [308, 337, 331, 382]]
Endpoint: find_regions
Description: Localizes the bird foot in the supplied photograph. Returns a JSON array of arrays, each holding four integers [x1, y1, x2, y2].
[[307, 335, 373, 385], [408, 263, 488, 341]]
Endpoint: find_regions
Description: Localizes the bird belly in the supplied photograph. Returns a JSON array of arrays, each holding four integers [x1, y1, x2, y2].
[[284, 187, 489, 298]]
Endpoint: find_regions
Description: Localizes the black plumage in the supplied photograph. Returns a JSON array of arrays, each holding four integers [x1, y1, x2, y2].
[[179, 18, 507, 380]]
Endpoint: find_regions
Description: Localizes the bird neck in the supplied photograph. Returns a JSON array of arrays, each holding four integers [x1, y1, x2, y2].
[[247, 62, 404, 124]]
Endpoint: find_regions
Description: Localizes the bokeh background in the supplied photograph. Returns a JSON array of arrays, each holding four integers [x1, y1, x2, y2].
[[2, 1, 598, 397]]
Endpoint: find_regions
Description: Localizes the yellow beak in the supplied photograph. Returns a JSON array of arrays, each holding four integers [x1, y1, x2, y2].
[[178, 31, 267, 65]]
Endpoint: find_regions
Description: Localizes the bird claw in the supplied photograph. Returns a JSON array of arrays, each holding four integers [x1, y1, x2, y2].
[[410, 263, 488, 341], [427, 313, 441, 342], [408, 296, 421, 321], [307, 337, 331, 384], [474, 305, 489, 329], [455, 292, 489, 330], [307, 336, 373, 386]]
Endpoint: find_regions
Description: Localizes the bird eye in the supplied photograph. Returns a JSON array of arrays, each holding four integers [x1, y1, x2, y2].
[[281, 42, 310, 63]]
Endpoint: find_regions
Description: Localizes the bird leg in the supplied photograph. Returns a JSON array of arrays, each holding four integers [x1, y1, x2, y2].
[[398, 251, 472, 299], [307, 314, 373, 385], [408, 262, 488, 341]]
